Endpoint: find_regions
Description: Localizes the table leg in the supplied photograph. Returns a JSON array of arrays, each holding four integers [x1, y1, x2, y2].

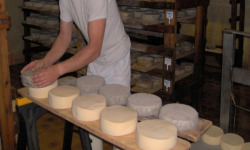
[[62, 121, 74, 150], [79, 128, 92, 150]]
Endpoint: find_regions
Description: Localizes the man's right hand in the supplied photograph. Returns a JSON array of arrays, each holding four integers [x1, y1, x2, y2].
[[21, 59, 47, 73]]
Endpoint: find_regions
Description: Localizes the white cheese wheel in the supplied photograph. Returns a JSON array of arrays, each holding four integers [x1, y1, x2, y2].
[[241, 142, 250, 150], [220, 133, 244, 150], [98, 84, 130, 106], [76, 75, 105, 95], [100, 105, 137, 136], [159, 103, 199, 131], [28, 80, 58, 99], [136, 119, 177, 150], [72, 94, 106, 121], [127, 93, 162, 117], [201, 125, 224, 145], [48, 85, 80, 109]]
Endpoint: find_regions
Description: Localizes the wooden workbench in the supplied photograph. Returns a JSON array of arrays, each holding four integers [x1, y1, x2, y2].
[[18, 87, 191, 150]]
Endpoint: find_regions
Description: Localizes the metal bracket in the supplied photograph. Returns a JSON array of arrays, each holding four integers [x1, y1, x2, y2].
[[0, 12, 11, 29]]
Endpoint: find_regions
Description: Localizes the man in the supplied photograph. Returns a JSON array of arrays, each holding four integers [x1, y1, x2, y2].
[[21, 0, 131, 149]]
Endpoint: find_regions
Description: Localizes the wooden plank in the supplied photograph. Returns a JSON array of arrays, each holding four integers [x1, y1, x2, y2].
[[0, 0, 16, 149], [18, 87, 191, 150], [232, 67, 250, 86]]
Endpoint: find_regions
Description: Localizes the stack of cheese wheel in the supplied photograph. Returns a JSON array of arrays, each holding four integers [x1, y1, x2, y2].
[[136, 119, 177, 150], [76, 75, 105, 94], [48, 85, 80, 109], [127, 93, 162, 117], [201, 125, 224, 145], [98, 84, 130, 106], [220, 133, 244, 150], [100, 105, 137, 136], [72, 94, 106, 121], [159, 103, 199, 131]]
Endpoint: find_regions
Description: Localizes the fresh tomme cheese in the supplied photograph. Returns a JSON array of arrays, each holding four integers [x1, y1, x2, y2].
[[201, 125, 224, 145], [136, 119, 177, 150], [100, 105, 137, 136], [48, 85, 80, 109], [72, 94, 106, 121], [220, 133, 244, 150], [76, 75, 105, 94], [159, 103, 199, 131], [28, 80, 58, 99], [98, 84, 130, 106], [127, 93, 162, 117]]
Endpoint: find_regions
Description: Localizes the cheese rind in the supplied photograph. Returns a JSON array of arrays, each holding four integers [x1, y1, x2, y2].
[[98, 84, 130, 106], [159, 103, 199, 131], [100, 105, 137, 136], [220, 133, 244, 150], [72, 94, 106, 121], [76, 75, 105, 94], [48, 85, 80, 109], [201, 125, 224, 145], [127, 93, 162, 117], [136, 119, 177, 150], [28, 80, 58, 99]]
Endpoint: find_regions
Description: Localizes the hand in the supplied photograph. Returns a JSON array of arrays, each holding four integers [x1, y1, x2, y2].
[[21, 59, 47, 73], [32, 65, 60, 88]]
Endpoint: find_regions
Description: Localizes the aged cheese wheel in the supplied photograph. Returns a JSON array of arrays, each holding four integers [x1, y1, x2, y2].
[[21, 69, 37, 88], [28, 80, 58, 99], [58, 76, 77, 86], [98, 84, 130, 106], [241, 142, 250, 150], [159, 103, 199, 131], [201, 125, 224, 145], [127, 93, 162, 117], [136, 119, 177, 150], [137, 56, 153, 67], [220, 133, 244, 150], [76, 75, 105, 95], [48, 85, 80, 109], [100, 105, 137, 136], [136, 79, 153, 89], [72, 94, 106, 121]]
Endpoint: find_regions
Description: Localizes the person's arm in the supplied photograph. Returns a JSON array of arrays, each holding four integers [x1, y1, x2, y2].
[[32, 19, 106, 87]]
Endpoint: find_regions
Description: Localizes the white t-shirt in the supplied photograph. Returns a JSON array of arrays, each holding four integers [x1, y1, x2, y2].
[[59, 0, 131, 65]]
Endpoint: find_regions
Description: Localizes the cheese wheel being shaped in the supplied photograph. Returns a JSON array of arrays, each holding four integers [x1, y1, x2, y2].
[[220, 133, 244, 150], [159, 103, 199, 131], [241, 142, 250, 150], [98, 84, 130, 106], [48, 85, 80, 109], [76, 75, 105, 95], [127, 93, 162, 117], [136, 119, 177, 150], [28, 80, 58, 99], [201, 125, 224, 145], [100, 105, 137, 136], [72, 94, 106, 121], [21, 69, 37, 88]]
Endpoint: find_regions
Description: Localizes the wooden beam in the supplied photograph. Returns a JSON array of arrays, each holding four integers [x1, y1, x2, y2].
[[0, 0, 16, 149]]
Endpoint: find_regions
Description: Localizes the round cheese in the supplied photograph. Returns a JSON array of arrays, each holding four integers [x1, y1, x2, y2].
[[220, 133, 244, 150], [136, 79, 153, 89], [159, 103, 199, 131], [21, 69, 37, 88], [136, 119, 177, 150], [100, 105, 137, 136], [98, 84, 130, 106], [48, 85, 80, 109], [72, 94, 106, 121], [76, 75, 105, 95], [127, 93, 162, 117], [201, 125, 224, 145], [137, 56, 153, 67], [28, 80, 58, 99], [58, 76, 77, 86], [241, 142, 250, 150]]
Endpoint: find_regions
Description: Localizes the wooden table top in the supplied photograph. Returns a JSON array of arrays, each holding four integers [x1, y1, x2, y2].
[[18, 87, 191, 150]]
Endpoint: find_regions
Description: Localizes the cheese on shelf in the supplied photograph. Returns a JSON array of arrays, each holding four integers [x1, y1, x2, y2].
[[201, 125, 224, 145], [136, 119, 177, 150], [159, 103, 199, 131], [137, 55, 154, 67], [220, 133, 244, 150], [58, 76, 77, 86], [127, 93, 162, 117], [28, 80, 58, 99], [100, 105, 137, 136], [48, 85, 80, 109], [72, 94, 106, 121], [76, 75, 105, 95], [98, 84, 130, 106]]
